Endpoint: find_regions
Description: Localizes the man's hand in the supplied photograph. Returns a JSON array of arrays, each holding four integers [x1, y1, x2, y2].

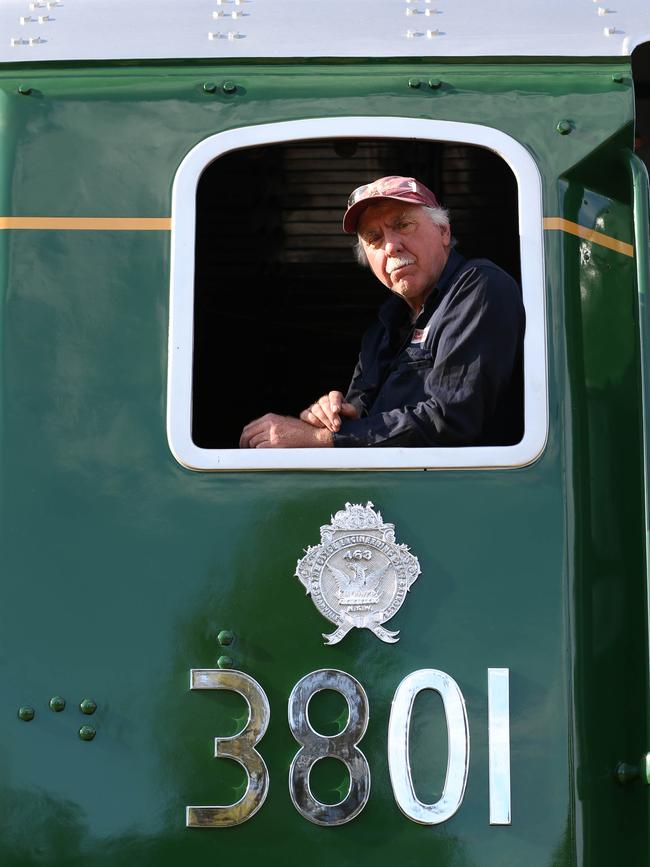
[[239, 414, 333, 449], [299, 390, 359, 432]]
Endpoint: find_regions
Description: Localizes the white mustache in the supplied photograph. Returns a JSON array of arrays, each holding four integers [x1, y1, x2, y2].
[[386, 257, 415, 274]]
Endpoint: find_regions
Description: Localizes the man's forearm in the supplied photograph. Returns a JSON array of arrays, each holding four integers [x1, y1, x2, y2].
[[240, 414, 334, 448], [312, 426, 333, 447]]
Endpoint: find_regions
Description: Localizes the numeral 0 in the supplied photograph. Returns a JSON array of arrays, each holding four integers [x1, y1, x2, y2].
[[187, 667, 510, 828], [388, 669, 470, 824]]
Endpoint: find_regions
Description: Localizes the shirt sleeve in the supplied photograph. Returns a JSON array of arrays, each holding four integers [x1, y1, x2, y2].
[[332, 264, 524, 448], [342, 358, 377, 418]]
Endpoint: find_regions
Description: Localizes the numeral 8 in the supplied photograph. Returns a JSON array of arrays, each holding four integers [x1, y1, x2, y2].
[[288, 669, 371, 826]]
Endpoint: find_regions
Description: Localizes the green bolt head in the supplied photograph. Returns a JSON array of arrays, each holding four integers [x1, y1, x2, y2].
[[611, 72, 625, 83], [49, 696, 66, 712], [217, 629, 235, 646], [222, 80, 237, 94], [428, 79, 442, 89], [217, 655, 234, 669], [78, 725, 96, 741], [556, 120, 573, 135], [79, 698, 97, 715], [18, 706, 35, 721], [615, 761, 640, 784], [203, 81, 217, 94], [408, 78, 421, 89], [18, 84, 32, 96]]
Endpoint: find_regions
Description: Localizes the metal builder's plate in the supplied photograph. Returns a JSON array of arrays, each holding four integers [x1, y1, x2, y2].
[[295, 502, 421, 644]]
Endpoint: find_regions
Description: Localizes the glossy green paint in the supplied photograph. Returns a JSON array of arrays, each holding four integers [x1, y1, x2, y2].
[[0, 60, 646, 866], [558, 145, 648, 864]]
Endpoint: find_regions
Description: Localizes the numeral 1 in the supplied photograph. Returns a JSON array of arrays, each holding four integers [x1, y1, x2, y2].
[[488, 667, 511, 825]]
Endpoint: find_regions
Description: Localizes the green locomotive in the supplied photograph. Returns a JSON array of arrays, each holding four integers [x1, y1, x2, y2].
[[1, 1, 650, 864]]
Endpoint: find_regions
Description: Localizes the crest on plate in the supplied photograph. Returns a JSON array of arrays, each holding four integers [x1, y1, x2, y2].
[[295, 502, 421, 645]]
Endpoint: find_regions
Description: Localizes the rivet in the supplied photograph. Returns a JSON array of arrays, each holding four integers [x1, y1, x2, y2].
[[217, 629, 234, 646], [78, 725, 96, 741], [615, 761, 640, 784], [556, 120, 572, 135], [222, 80, 237, 94], [408, 78, 421, 89], [217, 655, 233, 669], [49, 696, 65, 712], [203, 81, 217, 93], [18, 84, 32, 96], [79, 698, 97, 715], [428, 78, 442, 89], [611, 72, 624, 83], [18, 706, 34, 721]]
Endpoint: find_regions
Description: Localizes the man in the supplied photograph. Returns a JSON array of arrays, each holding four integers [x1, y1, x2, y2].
[[239, 175, 524, 449]]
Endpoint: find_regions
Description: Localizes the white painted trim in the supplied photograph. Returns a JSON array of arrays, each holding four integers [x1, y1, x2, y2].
[[2, 0, 649, 61], [167, 116, 548, 471]]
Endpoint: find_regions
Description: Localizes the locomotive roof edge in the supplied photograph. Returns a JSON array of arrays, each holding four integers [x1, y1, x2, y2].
[[1, 0, 650, 65]]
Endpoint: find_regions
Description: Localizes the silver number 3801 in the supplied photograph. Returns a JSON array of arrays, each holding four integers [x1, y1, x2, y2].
[[186, 667, 510, 829]]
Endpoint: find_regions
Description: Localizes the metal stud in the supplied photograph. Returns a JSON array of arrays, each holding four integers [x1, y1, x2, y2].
[[79, 698, 97, 715], [222, 80, 237, 94], [78, 725, 96, 741], [217, 629, 234, 646], [18, 84, 32, 95], [217, 655, 234, 669], [428, 78, 442, 89], [556, 120, 572, 135], [408, 78, 421, 89], [615, 762, 640, 784], [203, 81, 217, 93], [18, 706, 34, 721], [49, 696, 66, 712]]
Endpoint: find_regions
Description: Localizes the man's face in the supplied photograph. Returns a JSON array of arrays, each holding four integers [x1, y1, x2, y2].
[[357, 202, 451, 311]]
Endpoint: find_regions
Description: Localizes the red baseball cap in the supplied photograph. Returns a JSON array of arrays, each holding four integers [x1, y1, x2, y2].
[[343, 175, 441, 234]]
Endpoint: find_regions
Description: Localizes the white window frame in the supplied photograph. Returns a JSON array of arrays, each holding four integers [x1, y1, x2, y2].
[[167, 116, 547, 471]]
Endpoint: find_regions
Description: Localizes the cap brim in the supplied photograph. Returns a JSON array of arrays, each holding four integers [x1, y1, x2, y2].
[[342, 194, 425, 234]]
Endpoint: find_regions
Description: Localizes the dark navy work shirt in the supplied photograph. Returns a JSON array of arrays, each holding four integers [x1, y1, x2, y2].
[[332, 249, 524, 448]]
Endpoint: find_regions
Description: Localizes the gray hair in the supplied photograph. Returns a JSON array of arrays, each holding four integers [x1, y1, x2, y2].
[[353, 205, 451, 267]]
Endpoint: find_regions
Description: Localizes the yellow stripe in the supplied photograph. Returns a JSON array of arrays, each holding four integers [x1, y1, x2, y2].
[[0, 215, 634, 257], [543, 217, 634, 257], [0, 216, 171, 231]]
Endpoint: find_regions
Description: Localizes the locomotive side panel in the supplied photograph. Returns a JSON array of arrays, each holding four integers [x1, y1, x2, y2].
[[0, 63, 646, 866]]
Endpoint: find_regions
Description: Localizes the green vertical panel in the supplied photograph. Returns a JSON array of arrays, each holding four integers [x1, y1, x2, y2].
[[560, 155, 648, 864]]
